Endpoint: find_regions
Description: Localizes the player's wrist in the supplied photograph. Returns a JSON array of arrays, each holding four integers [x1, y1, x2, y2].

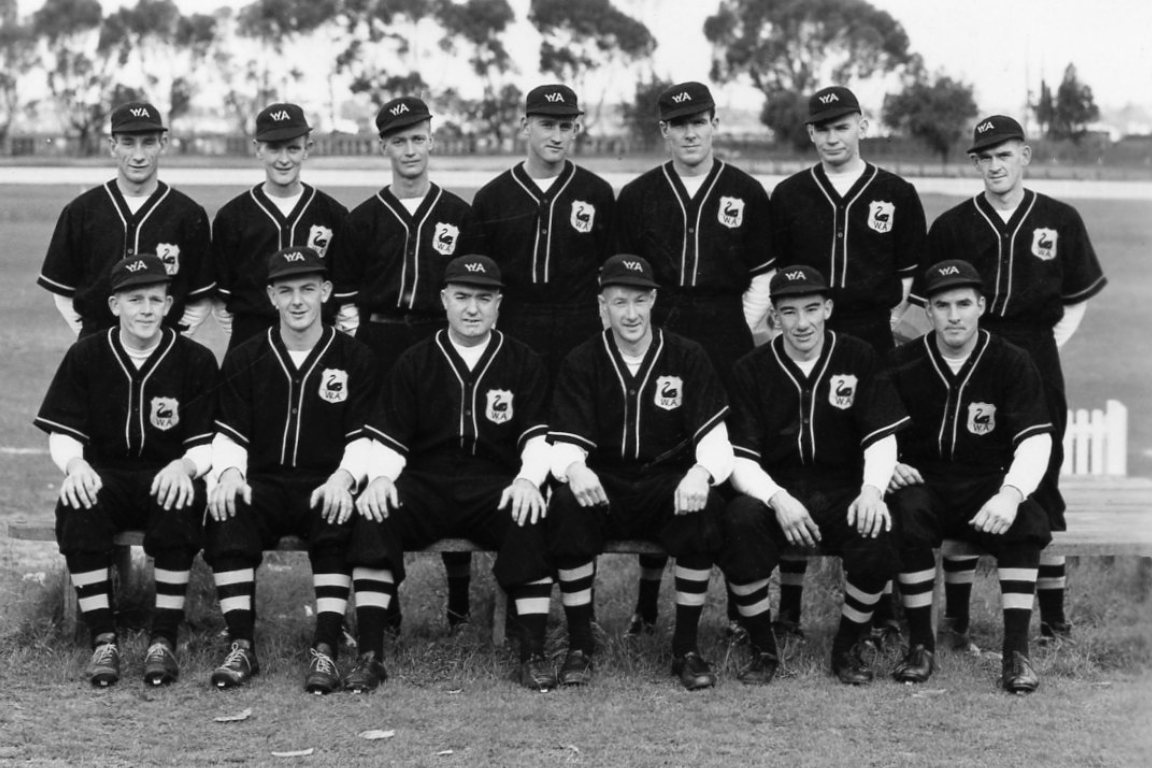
[[690, 463, 714, 485], [65, 457, 90, 476], [999, 484, 1024, 503]]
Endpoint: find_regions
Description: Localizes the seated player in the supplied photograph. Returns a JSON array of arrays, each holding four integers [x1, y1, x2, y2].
[[204, 246, 378, 694], [547, 254, 734, 691], [887, 260, 1053, 693], [347, 254, 554, 693], [34, 254, 218, 686], [717, 266, 907, 686]]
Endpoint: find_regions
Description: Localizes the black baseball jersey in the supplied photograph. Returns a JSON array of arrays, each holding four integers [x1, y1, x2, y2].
[[330, 184, 480, 316], [550, 328, 728, 474], [367, 329, 548, 473], [472, 160, 615, 305], [770, 163, 925, 313], [885, 330, 1052, 472], [38, 181, 214, 331], [34, 327, 219, 471], [211, 183, 348, 318], [916, 190, 1107, 325], [216, 325, 377, 475], [729, 331, 908, 474], [614, 160, 773, 294]]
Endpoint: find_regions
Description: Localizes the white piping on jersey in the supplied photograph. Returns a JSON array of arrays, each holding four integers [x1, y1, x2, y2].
[[1064, 275, 1107, 303], [511, 167, 575, 284], [107, 328, 177, 457], [659, 163, 724, 287], [972, 192, 1036, 317], [36, 417, 88, 442], [103, 182, 171, 258], [770, 332, 835, 465], [692, 407, 729, 445], [377, 187, 443, 309], [810, 165, 878, 288], [601, 331, 663, 460], [267, 328, 337, 466], [249, 184, 317, 250], [435, 331, 503, 455]]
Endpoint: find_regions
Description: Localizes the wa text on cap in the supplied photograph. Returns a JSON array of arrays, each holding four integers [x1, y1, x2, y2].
[[110, 254, 172, 293], [770, 265, 829, 300], [968, 115, 1025, 153], [376, 97, 433, 137], [658, 82, 716, 122], [443, 254, 504, 288], [922, 259, 984, 297], [525, 84, 582, 117], [110, 102, 167, 134], [806, 86, 861, 125], [256, 103, 311, 142], [599, 254, 659, 290], [266, 246, 327, 284]]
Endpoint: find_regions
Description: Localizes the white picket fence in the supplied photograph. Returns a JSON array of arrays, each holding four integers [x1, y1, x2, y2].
[[1062, 399, 1128, 477]]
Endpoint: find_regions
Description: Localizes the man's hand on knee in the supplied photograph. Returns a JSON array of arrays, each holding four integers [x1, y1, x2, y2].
[[356, 476, 399, 522], [971, 486, 1021, 535], [208, 468, 250, 521], [151, 458, 196, 511], [500, 477, 546, 526], [674, 464, 712, 515], [60, 458, 102, 509], [769, 490, 821, 547], [311, 469, 356, 524], [888, 462, 924, 493], [566, 463, 608, 508], [847, 485, 891, 538]]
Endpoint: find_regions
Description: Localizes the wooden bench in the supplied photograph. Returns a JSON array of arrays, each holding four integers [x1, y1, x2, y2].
[[9, 476, 1152, 644]]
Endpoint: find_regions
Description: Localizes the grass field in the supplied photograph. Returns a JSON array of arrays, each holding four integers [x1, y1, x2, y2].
[[1, 176, 1151, 767]]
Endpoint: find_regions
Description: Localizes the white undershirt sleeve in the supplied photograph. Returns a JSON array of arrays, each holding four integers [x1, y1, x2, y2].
[[179, 298, 212, 336], [550, 443, 588, 483], [210, 433, 248, 482], [861, 434, 898, 493], [53, 294, 83, 336], [730, 456, 783, 506], [49, 432, 85, 474], [211, 297, 234, 337], [694, 423, 734, 485], [337, 437, 374, 487], [742, 271, 775, 333], [1053, 301, 1087, 348], [183, 444, 213, 479], [901, 276, 913, 304], [516, 435, 552, 487], [366, 439, 406, 483], [1002, 433, 1053, 499], [336, 303, 360, 336]]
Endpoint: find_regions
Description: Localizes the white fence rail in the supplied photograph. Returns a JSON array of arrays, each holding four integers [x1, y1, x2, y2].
[[1062, 399, 1128, 477]]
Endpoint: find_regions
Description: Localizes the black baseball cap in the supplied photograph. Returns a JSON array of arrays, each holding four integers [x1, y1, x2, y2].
[[375, 97, 432, 137], [525, 84, 582, 117], [770, 265, 829, 300], [806, 86, 861, 125], [110, 254, 172, 293], [658, 82, 715, 121], [110, 102, 167, 134], [255, 103, 310, 142], [922, 259, 984, 297], [599, 254, 659, 290], [266, 246, 327, 284], [443, 254, 503, 289], [968, 115, 1025, 153]]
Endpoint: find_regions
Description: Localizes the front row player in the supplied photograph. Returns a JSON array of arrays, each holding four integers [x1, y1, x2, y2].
[[204, 246, 378, 693], [717, 266, 907, 686], [547, 255, 734, 690], [35, 254, 219, 686], [347, 255, 555, 693], [887, 260, 1053, 693]]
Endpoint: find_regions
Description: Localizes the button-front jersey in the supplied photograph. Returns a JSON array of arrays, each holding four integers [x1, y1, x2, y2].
[[771, 163, 925, 313], [885, 330, 1052, 472], [472, 160, 615, 306], [39, 181, 214, 331], [367, 329, 548, 473], [34, 327, 219, 471], [330, 184, 479, 316], [729, 331, 907, 475], [615, 161, 773, 294], [211, 183, 348, 318], [215, 326, 377, 475], [550, 328, 728, 474], [916, 190, 1107, 325]]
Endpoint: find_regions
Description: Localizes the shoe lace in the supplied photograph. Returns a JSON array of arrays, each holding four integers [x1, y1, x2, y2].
[[91, 643, 117, 666], [145, 642, 170, 662], [310, 648, 337, 675], [221, 643, 250, 670]]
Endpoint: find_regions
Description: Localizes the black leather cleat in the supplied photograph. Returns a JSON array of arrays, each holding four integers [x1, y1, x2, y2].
[[1002, 651, 1040, 694], [558, 649, 593, 686], [519, 654, 557, 692], [624, 612, 656, 638], [210, 639, 260, 689], [893, 644, 935, 684], [771, 618, 806, 641], [671, 651, 716, 690], [938, 617, 980, 654], [142, 637, 179, 686], [1038, 620, 1073, 647], [725, 620, 749, 645], [832, 643, 874, 686], [344, 651, 387, 693], [738, 651, 780, 685], [304, 643, 341, 695], [86, 633, 120, 688]]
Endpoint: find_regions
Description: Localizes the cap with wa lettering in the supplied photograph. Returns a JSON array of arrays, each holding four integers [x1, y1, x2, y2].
[[599, 254, 659, 290], [923, 259, 984, 297], [770, 265, 829, 300], [375, 96, 432, 137], [525, 84, 583, 117], [968, 115, 1025, 153], [806, 86, 861, 125], [255, 102, 311, 142], [657, 82, 715, 121], [266, 246, 327, 284], [443, 254, 503, 289], [110, 254, 172, 293], [110, 101, 167, 134]]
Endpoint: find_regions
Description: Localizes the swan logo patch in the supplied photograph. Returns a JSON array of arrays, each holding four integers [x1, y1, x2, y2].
[[828, 375, 857, 410], [718, 197, 744, 228], [655, 376, 683, 411], [320, 369, 348, 403], [968, 403, 996, 435], [1031, 228, 1057, 260], [868, 201, 894, 233], [486, 390, 513, 423], [150, 397, 179, 430], [433, 223, 459, 255]]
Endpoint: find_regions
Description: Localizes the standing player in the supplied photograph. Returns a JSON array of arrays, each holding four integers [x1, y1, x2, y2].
[[471, 84, 615, 383], [717, 266, 907, 686], [329, 96, 481, 631], [916, 116, 1107, 645], [547, 255, 734, 690], [766, 85, 927, 641], [888, 260, 1053, 693], [346, 255, 555, 692], [34, 254, 218, 686], [615, 82, 773, 635], [203, 247, 377, 694], [211, 103, 348, 350], [39, 101, 214, 338]]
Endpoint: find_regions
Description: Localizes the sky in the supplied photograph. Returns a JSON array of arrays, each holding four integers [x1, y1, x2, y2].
[[16, 0, 1152, 124]]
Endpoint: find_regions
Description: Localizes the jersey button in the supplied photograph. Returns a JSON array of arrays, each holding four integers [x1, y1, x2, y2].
[[291, 408, 298, 415], [688, 227, 695, 234]]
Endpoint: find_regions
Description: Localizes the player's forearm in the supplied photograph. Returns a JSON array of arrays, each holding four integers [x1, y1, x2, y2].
[[731, 457, 782, 506], [180, 298, 212, 336], [336, 437, 374, 487], [49, 432, 85, 474], [211, 297, 234, 337], [182, 444, 213, 479], [366, 439, 406, 483], [336, 303, 360, 335], [516, 435, 552, 488], [861, 434, 898, 494], [1053, 301, 1087, 348], [52, 294, 83, 336], [742, 271, 774, 332], [1002, 433, 1052, 499], [694, 423, 734, 485], [209, 433, 248, 481], [550, 442, 588, 482]]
